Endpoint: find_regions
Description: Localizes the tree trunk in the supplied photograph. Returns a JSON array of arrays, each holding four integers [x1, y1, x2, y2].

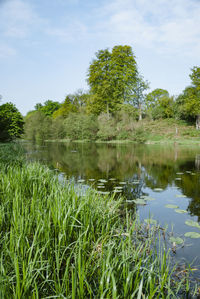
[[106, 103, 109, 119], [138, 103, 142, 121], [196, 115, 200, 130]]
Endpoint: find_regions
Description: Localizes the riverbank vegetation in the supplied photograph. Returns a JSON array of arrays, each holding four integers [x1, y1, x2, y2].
[[0, 143, 198, 298]]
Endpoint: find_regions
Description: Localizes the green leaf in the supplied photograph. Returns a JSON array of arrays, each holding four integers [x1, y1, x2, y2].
[[169, 237, 184, 245], [185, 220, 200, 228], [184, 232, 200, 239], [174, 209, 187, 214], [175, 194, 187, 198], [133, 199, 147, 205], [144, 219, 157, 225], [165, 204, 179, 209], [154, 188, 163, 192]]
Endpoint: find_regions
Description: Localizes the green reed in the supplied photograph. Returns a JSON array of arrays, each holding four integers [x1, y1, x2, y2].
[[0, 143, 197, 298]]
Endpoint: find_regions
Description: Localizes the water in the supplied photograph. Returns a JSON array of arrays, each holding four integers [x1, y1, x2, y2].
[[24, 141, 200, 275]]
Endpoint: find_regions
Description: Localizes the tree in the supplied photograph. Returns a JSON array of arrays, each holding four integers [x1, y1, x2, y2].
[[129, 75, 149, 120], [53, 95, 78, 118], [87, 45, 138, 115], [35, 100, 61, 117], [146, 89, 169, 109], [176, 66, 200, 129], [0, 102, 24, 142]]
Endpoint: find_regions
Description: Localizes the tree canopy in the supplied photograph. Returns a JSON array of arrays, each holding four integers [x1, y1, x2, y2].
[[0, 102, 24, 142], [87, 45, 138, 115]]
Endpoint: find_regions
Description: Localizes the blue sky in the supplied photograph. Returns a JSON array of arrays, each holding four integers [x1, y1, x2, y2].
[[0, 0, 200, 115]]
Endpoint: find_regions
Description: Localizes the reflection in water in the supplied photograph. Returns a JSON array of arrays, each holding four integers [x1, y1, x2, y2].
[[24, 142, 200, 219]]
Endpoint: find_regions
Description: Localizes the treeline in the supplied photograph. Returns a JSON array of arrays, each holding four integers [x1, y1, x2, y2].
[[1, 45, 200, 143]]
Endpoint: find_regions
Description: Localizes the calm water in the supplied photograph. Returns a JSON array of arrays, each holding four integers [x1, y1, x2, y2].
[[25, 141, 200, 275]]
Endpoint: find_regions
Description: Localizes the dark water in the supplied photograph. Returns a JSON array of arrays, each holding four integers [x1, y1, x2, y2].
[[24, 141, 200, 277]]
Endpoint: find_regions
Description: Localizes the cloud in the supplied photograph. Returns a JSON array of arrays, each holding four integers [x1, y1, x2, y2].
[[95, 0, 200, 57], [0, 0, 45, 38]]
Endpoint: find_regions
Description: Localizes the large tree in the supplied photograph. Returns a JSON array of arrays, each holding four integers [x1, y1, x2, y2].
[[87, 45, 138, 115], [0, 102, 24, 142], [35, 100, 61, 117], [176, 66, 200, 128]]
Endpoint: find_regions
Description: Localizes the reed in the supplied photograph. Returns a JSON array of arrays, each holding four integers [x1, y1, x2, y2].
[[0, 143, 197, 298]]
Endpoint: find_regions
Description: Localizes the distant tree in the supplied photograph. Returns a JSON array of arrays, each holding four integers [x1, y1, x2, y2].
[[87, 45, 138, 115], [146, 89, 169, 112], [53, 95, 78, 118], [176, 66, 200, 128], [129, 75, 149, 120], [0, 102, 24, 142], [35, 100, 61, 116]]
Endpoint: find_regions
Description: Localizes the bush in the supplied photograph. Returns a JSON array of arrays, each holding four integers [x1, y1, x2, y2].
[[97, 113, 117, 141]]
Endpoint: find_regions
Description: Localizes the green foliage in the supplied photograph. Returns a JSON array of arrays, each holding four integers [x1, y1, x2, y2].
[[53, 95, 79, 118], [64, 113, 98, 140], [151, 96, 175, 119], [24, 111, 52, 143], [130, 127, 147, 143], [97, 113, 117, 140], [0, 147, 195, 298], [129, 75, 149, 120], [87, 45, 138, 115], [51, 116, 66, 140], [35, 100, 61, 116], [0, 102, 24, 142]]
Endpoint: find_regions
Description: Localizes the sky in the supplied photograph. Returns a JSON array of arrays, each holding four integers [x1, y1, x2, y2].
[[0, 0, 200, 115]]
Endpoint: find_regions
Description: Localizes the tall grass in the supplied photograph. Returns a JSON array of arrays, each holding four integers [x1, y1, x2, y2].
[[0, 143, 197, 298]]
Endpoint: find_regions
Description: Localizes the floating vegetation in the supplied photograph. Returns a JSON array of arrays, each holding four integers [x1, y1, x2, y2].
[[96, 191, 110, 195], [176, 172, 184, 175], [175, 194, 187, 198], [169, 237, 184, 245], [113, 189, 122, 193], [88, 179, 95, 181], [174, 209, 187, 214], [109, 178, 116, 180], [133, 180, 140, 184], [165, 204, 179, 209], [186, 171, 192, 174], [119, 182, 126, 185], [143, 196, 156, 201], [154, 188, 163, 192], [97, 186, 105, 189], [133, 198, 147, 205], [175, 178, 182, 181], [184, 232, 200, 239], [77, 179, 85, 183], [98, 183, 105, 186], [114, 186, 123, 189], [144, 219, 157, 225], [98, 179, 107, 183], [185, 220, 200, 229]]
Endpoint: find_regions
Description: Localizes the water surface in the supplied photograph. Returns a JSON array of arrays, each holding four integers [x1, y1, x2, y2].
[[25, 142, 200, 275]]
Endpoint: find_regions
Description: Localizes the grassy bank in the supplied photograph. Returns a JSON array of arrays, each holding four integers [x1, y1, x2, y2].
[[0, 144, 198, 298]]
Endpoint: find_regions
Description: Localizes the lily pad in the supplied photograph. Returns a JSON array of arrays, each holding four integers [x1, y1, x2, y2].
[[144, 219, 157, 225], [186, 171, 191, 174], [185, 220, 200, 229], [98, 179, 107, 183], [174, 209, 187, 214], [175, 178, 182, 180], [77, 179, 85, 183], [176, 194, 187, 198], [165, 204, 179, 209], [144, 196, 156, 201], [133, 198, 147, 205], [88, 179, 95, 181], [184, 232, 200, 239], [154, 188, 163, 192], [133, 180, 140, 184], [109, 178, 116, 180], [169, 237, 184, 245], [119, 182, 126, 185], [113, 189, 122, 193], [97, 185, 105, 189], [114, 186, 123, 189], [97, 191, 110, 195], [176, 172, 184, 175]]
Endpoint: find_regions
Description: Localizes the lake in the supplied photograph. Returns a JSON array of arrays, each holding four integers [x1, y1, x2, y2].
[[24, 141, 200, 278]]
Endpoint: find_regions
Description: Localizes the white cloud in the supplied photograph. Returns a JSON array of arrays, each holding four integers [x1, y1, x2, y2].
[[0, 0, 45, 38], [96, 0, 200, 57]]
